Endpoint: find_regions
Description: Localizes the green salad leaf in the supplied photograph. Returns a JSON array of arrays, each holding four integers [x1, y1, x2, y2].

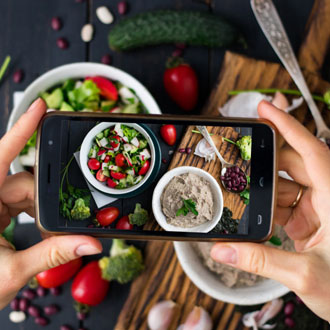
[[122, 125, 139, 141], [68, 80, 100, 110]]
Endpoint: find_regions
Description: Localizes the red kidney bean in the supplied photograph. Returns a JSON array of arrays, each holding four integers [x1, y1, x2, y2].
[[44, 304, 60, 316], [186, 147, 192, 154], [57, 38, 69, 49], [36, 286, 48, 297], [28, 305, 41, 318], [162, 158, 167, 164], [50, 286, 62, 296], [178, 148, 185, 153], [51, 17, 62, 31], [60, 325, 74, 330], [22, 288, 36, 300], [10, 298, 20, 311], [117, 1, 128, 15], [101, 54, 112, 65], [284, 302, 295, 315], [19, 298, 30, 311], [284, 317, 295, 328], [35, 317, 49, 326], [13, 69, 24, 83]]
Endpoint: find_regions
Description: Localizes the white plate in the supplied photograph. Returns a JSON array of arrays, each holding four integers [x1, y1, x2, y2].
[[152, 166, 223, 233], [7, 62, 161, 174]]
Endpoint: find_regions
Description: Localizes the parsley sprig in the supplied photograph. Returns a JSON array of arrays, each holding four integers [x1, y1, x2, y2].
[[176, 198, 198, 217]]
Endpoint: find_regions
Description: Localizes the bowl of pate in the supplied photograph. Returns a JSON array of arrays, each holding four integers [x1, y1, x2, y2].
[[152, 166, 223, 233]]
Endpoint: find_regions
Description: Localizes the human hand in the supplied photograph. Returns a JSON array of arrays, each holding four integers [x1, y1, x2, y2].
[[0, 99, 102, 309], [211, 100, 330, 321]]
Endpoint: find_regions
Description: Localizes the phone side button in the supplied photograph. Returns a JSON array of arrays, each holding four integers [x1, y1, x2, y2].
[[257, 214, 263, 225], [259, 177, 264, 187]]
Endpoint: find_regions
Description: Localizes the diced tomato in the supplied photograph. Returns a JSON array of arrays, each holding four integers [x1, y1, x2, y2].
[[107, 178, 117, 188], [85, 76, 118, 101], [115, 216, 133, 230], [111, 171, 126, 180], [115, 154, 126, 167], [88, 158, 101, 170], [104, 155, 111, 163], [97, 149, 106, 156], [139, 160, 150, 175], [96, 169, 107, 182], [110, 135, 121, 148]]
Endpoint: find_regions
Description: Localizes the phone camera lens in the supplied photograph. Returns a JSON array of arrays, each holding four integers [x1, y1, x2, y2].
[[48, 140, 53, 146]]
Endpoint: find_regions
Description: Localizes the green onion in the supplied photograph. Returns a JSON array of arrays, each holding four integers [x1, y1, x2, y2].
[[0, 56, 11, 83]]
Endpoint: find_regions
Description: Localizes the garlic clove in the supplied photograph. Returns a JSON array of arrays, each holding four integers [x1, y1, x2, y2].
[[81, 24, 94, 43], [182, 306, 212, 330], [96, 6, 114, 24], [147, 300, 178, 330], [256, 298, 283, 326]]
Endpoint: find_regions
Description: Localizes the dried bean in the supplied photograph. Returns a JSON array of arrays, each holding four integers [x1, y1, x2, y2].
[[96, 6, 114, 24], [284, 317, 295, 328], [186, 147, 192, 154], [35, 317, 49, 326], [44, 304, 60, 316], [10, 298, 20, 311], [60, 325, 74, 330], [9, 311, 26, 323], [51, 17, 62, 31], [57, 38, 69, 49], [28, 305, 41, 318], [77, 311, 87, 320], [162, 158, 167, 164], [19, 298, 30, 311], [284, 302, 295, 316], [178, 148, 185, 153], [101, 54, 112, 65], [22, 288, 36, 300], [36, 286, 48, 297], [13, 69, 24, 83], [50, 286, 62, 296], [117, 1, 128, 15]]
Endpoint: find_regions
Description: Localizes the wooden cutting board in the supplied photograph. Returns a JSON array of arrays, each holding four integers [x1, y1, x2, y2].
[[115, 0, 330, 329]]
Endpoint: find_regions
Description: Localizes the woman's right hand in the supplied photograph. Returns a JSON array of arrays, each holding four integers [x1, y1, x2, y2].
[[211, 101, 330, 321]]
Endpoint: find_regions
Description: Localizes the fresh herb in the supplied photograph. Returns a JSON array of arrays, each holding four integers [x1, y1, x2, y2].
[[269, 235, 282, 246], [240, 175, 250, 205], [211, 207, 239, 234], [0, 55, 11, 83], [60, 155, 91, 220], [223, 136, 251, 161], [176, 198, 198, 217], [128, 203, 149, 226]]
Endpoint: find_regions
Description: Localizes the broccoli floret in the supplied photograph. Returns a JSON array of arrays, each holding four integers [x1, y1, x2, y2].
[[70, 198, 91, 220], [236, 135, 251, 160], [99, 239, 144, 283], [128, 203, 149, 226]]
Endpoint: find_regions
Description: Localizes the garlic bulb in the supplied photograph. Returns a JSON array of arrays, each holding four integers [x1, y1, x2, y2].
[[147, 300, 178, 330], [182, 306, 212, 330]]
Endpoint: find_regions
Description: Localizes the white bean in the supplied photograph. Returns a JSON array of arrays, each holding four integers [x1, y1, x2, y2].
[[96, 6, 114, 24], [81, 24, 94, 43], [9, 311, 26, 323]]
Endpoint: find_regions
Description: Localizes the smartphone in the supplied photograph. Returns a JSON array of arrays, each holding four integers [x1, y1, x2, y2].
[[35, 112, 277, 242]]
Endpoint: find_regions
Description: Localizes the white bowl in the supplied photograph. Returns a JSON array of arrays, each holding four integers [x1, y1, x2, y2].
[[7, 62, 161, 174], [174, 241, 290, 305], [80, 122, 155, 195], [152, 166, 223, 233]]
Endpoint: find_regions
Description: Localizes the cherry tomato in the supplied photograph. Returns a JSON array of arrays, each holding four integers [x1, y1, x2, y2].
[[115, 154, 126, 167], [107, 178, 117, 188], [111, 171, 126, 180], [96, 169, 107, 182], [138, 160, 150, 175], [71, 261, 109, 306], [163, 60, 198, 111], [97, 149, 106, 156], [85, 76, 118, 101], [104, 155, 111, 163], [115, 216, 133, 230], [160, 125, 177, 146], [88, 158, 101, 170], [96, 207, 119, 226], [110, 135, 121, 148], [36, 258, 82, 289]]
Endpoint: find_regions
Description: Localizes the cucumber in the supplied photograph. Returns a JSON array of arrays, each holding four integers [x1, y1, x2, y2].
[[41, 88, 64, 109], [109, 10, 244, 51], [60, 101, 74, 111]]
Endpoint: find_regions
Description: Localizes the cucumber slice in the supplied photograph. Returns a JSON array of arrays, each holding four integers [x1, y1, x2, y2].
[[41, 88, 64, 109], [60, 101, 74, 111]]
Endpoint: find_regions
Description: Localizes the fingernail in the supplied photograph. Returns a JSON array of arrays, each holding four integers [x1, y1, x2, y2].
[[75, 244, 101, 256], [211, 245, 237, 264], [27, 97, 43, 112]]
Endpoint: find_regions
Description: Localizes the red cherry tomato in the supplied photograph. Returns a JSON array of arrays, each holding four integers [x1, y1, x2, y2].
[[110, 135, 121, 148], [107, 178, 117, 188], [71, 261, 109, 306], [115, 216, 133, 230], [104, 155, 111, 163], [115, 154, 126, 167], [111, 171, 126, 180], [96, 169, 107, 182], [85, 76, 118, 101], [138, 160, 150, 175], [36, 258, 82, 289], [160, 125, 177, 146], [96, 207, 120, 226], [88, 158, 101, 170], [163, 61, 198, 111]]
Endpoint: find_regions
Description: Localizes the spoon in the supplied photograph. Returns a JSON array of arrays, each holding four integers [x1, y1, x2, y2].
[[251, 0, 330, 140], [196, 126, 248, 193]]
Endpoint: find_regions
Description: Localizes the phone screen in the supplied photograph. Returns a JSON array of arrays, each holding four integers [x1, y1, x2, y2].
[[37, 114, 276, 241]]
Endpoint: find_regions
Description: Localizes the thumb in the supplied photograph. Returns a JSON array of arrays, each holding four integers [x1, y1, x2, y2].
[[12, 235, 102, 281], [211, 242, 305, 291]]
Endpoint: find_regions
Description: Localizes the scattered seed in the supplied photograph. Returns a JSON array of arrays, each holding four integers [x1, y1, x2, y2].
[[28, 305, 41, 318], [22, 288, 36, 300], [50, 286, 62, 296], [36, 286, 48, 297], [117, 1, 128, 15], [81, 24, 94, 42], [13, 69, 24, 83], [35, 316, 49, 326], [162, 158, 167, 164], [60, 325, 74, 330], [51, 17, 62, 31], [44, 304, 60, 316], [19, 298, 30, 312], [57, 37, 69, 49], [101, 54, 112, 65], [10, 298, 20, 311], [9, 311, 26, 323], [96, 6, 114, 24]]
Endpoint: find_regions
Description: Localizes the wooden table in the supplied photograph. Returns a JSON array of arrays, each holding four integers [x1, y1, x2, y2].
[[1, 1, 328, 329]]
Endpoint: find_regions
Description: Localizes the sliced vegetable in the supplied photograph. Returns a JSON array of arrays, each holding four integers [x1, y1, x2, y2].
[[96, 169, 107, 182], [138, 160, 150, 175], [86, 76, 118, 101]]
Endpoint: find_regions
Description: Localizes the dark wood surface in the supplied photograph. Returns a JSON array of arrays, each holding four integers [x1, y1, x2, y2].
[[0, 0, 324, 329]]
